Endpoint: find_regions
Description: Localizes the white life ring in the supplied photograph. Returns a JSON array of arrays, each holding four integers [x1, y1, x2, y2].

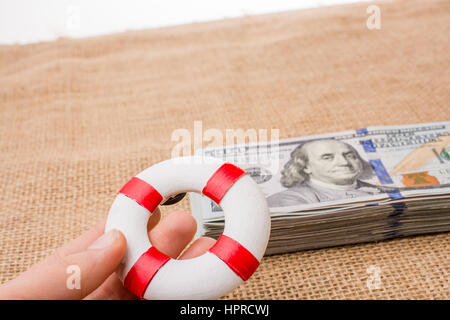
[[105, 156, 271, 299]]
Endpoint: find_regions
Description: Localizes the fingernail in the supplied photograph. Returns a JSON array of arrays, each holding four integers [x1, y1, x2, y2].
[[88, 230, 119, 249]]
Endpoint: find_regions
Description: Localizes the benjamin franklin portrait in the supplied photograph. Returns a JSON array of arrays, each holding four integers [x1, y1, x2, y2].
[[267, 139, 385, 206]]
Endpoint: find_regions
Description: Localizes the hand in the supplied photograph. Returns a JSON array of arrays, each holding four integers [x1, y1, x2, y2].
[[0, 210, 216, 299]]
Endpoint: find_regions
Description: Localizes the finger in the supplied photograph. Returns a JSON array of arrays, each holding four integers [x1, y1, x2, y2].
[[0, 230, 127, 299], [57, 218, 107, 256], [55, 207, 161, 257], [88, 209, 193, 299], [83, 207, 160, 300], [148, 210, 197, 258], [179, 237, 216, 259], [84, 273, 136, 300], [147, 207, 161, 231]]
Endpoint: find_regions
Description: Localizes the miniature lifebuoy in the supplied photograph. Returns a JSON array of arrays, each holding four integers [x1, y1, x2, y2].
[[105, 156, 271, 299]]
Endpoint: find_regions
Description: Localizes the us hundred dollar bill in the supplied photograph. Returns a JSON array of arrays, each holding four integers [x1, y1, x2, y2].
[[189, 121, 450, 221]]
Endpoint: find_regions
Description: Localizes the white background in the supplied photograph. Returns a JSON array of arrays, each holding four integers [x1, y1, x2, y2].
[[0, 0, 367, 45]]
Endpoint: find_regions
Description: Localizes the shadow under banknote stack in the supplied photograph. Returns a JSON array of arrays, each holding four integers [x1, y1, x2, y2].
[[189, 121, 450, 255]]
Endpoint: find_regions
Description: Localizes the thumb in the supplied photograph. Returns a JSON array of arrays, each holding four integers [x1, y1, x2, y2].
[[0, 230, 127, 300]]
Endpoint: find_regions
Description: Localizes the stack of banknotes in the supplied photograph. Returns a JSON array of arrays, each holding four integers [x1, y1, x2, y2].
[[190, 122, 450, 255]]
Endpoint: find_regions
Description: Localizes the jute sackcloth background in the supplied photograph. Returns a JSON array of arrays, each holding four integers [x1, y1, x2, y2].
[[0, 0, 449, 299]]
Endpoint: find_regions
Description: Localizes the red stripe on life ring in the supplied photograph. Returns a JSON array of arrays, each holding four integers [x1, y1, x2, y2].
[[202, 163, 246, 204], [124, 246, 171, 298], [119, 177, 162, 213], [208, 234, 260, 281]]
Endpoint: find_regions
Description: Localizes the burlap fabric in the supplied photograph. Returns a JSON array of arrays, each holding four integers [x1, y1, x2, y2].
[[0, 0, 449, 299]]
